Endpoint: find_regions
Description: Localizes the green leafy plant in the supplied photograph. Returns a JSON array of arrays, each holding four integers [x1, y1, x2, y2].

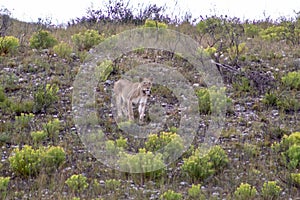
[[118, 148, 165, 177], [43, 118, 60, 142], [145, 131, 184, 162], [144, 19, 168, 29], [14, 113, 34, 130], [261, 181, 282, 199], [281, 70, 300, 90], [42, 146, 66, 169], [53, 41, 73, 59], [9, 145, 65, 177], [0, 176, 10, 199], [105, 179, 121, 190], [234, 183, 257, 200], [272, 132, 300, 169], [244, 23, 261, 38], [65, 174, 89, 193], [188, 184, 205, 199], [181, 145, 228, 180], [262, 92, 278, 107], [33, 84, 59, 113], [31, 130, 47, 145], [95, 60, 114, 81], [227, 42, 247, 62], [9, 145, 42, 176], [259, 25, 288, 41], [0, 36, 19, 55], [196, 87, 231, 115], [29, 30, 58, 49], [233, 76, 252, 93], [160, 189, 182, 200], [71, 29, 105, 51], [290, 173, 300, 187]]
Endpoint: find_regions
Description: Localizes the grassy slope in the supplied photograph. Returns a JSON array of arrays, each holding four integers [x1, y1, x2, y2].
[[0, 17, 300, 199]]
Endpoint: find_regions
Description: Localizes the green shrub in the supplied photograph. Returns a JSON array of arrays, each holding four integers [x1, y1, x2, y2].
[[9, 145, 65, 177], [9, 145, 42, 176], [105, 179, 121, 190], [15, 113, 34, 130], [0, 36, 19, 55], [65, 174, 89, 193], [272, 132, 300, 169], [259, 25, 288, 41], [196, 87, 231, 115], [0, 176, 10, 199], [233, 76, 252, 93], [43, 118, 60, 142], [234, 183, 257, 200], [33, 84, 59, 113], [227, 42, 247, 62], [71, 29, 105, 51], [290, 173, 300, 187], [244, 24, 261, 38], [261, 181, 282, 199], [95, 60, 114, 81], [145, 131, 184, 163], [118, 148, 164, 176], [31, 130, 47, 144], [262, 92, 278, 107], [160, 189, 182, 200], [29, 30, 58, 49], [144, 19, 168, 29], [276, 93, 300, 112], [284, 144, 300, 168], [53, 42, 73, 59], [42, 146, 66, 169], [281, 70, 300, 90], [188, 184, 205, 199], [181, 145, 228, 180], [0, 86, 6, 102]]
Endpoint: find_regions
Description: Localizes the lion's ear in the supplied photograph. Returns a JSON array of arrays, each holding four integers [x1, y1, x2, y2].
[[149, 77, 153, 81], [139, 77, 143, 82]]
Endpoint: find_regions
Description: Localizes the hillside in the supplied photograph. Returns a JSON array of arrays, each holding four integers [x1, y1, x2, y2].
[[0, 6, 300, 200]]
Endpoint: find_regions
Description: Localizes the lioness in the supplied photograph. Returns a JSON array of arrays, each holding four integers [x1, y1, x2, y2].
[[114, 77, 153, 122]]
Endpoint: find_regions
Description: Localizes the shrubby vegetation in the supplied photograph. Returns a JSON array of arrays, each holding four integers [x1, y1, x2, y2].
[[0, 35, 19, 55], [29, 30, 58, 49], [9, 145, 65, 177]]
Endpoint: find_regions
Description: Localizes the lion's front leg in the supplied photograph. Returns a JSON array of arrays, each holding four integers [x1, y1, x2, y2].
[[127, 100, 134, 121], [138, 102, 146, 122]]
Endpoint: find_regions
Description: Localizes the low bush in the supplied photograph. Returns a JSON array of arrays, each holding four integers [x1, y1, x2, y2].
[[31, 130, 47, 145], [65, 174, 89, 193], [118, 148, 164, 177], [272, 132, 300, 169], [261, 181, 282, 199], [43, 118, 60, 142], [105, 179, 121, 190], [33, 84, 59, 113], [281, 70, 300, 90], [0, 36, 19, 55], [53, 42, 73, 59], [188, 184, 205, 199], [181, 145, 228, 180], [95, 60, 114, 81], [71, 29, 105, 51], [9, 145, 65, 177], [196, 87, 231, 115], [0, 176, 10, 199], [234, 183, 257, 200], [290, 173, 300, 187], [29, 30, 58, 49], [145, 131, 184, 163], [144, 19, 168, 29], [160, 189, 182, 200]]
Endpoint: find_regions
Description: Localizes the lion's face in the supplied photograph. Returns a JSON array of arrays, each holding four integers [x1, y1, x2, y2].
[[140, 78, 153, 96]]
